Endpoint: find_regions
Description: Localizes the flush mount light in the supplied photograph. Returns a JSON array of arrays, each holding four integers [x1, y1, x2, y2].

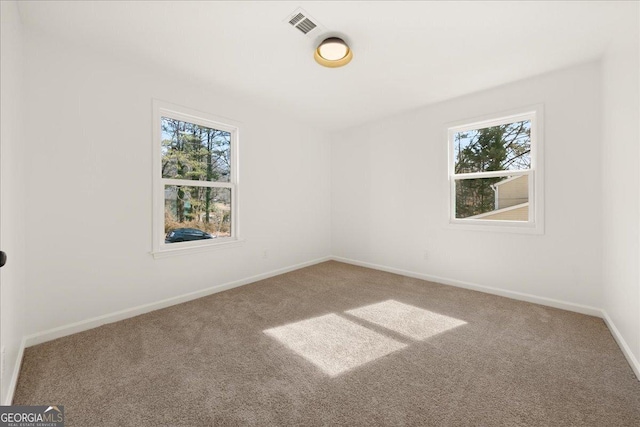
[[314, 37, 353, 68]]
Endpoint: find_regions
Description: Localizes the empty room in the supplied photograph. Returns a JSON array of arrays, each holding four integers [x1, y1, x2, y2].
[[1, 1, 639, 425]]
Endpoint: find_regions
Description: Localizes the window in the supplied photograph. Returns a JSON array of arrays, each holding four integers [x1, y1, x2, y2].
[[152, 101, 240, 257], [447, 107, 543, 233]]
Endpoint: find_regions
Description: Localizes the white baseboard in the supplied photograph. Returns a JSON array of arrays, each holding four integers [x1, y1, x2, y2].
[[3, 337, 26, 405], [24, 256, 331, 348], [601, 310, 640, 380], [331, 256, 602, 316]]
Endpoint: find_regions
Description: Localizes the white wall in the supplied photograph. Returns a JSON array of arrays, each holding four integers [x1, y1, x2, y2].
[[0, 0, 27, 404], [601, 8, 640, 370], [21, 32, 332, 337], [332, 62, 603, 310]]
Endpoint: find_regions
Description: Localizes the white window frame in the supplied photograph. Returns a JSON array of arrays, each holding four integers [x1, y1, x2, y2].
[[152, 100, 242, 258], [447, 105, 544, 234]]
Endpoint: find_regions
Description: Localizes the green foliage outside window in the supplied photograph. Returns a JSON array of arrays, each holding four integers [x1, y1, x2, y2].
[[161, 118, 232, 235], [454, 120, 531, 218]]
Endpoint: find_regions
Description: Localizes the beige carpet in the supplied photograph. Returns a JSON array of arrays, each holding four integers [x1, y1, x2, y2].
[[14, 261, 640, 426]]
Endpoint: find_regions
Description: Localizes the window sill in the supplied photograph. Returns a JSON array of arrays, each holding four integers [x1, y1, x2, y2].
[[447, 220, 544, 235], [151, 238, 245, 259]]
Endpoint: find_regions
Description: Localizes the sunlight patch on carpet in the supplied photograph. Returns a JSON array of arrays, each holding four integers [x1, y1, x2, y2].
[[264, 313, 406, 376], [346, 300, 466, 340]]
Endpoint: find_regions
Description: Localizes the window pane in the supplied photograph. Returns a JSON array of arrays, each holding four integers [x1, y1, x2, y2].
[[164, 185, 231, 243], [454, 120, 531, 173], [161, 117, 231, 182], [455, 175, 529, 221]]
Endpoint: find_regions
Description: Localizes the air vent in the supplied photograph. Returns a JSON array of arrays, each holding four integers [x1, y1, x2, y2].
[[296, 18, 317, 34], [289, 13, 305, 26], [285, 8, 323, 36]]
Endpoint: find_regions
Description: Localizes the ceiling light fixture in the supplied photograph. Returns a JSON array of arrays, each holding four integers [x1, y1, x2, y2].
[[314, 37, 353, 68]]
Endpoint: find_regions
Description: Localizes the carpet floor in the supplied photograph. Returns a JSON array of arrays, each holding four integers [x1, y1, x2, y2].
[[13, 261, 640, 426]]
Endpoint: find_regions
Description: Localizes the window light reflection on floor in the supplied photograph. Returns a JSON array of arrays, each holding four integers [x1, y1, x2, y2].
[[346, 300, 467, 340], [264, 313, 406, 377], [263, 301, 467, 377]]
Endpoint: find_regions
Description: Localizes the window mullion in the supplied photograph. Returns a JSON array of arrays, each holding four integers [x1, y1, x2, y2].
[[452, 169, 531, 180], [161, 178, 233, 189]]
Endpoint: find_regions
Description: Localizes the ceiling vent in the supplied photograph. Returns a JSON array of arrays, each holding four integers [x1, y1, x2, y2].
[[285, 8, 323, 36]]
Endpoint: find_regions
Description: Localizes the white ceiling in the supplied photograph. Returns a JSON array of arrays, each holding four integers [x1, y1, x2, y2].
[[17, 1, 635, 131]]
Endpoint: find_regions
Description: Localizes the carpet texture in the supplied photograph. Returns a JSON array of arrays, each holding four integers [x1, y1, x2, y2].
[[13, 261, 640, 426]]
